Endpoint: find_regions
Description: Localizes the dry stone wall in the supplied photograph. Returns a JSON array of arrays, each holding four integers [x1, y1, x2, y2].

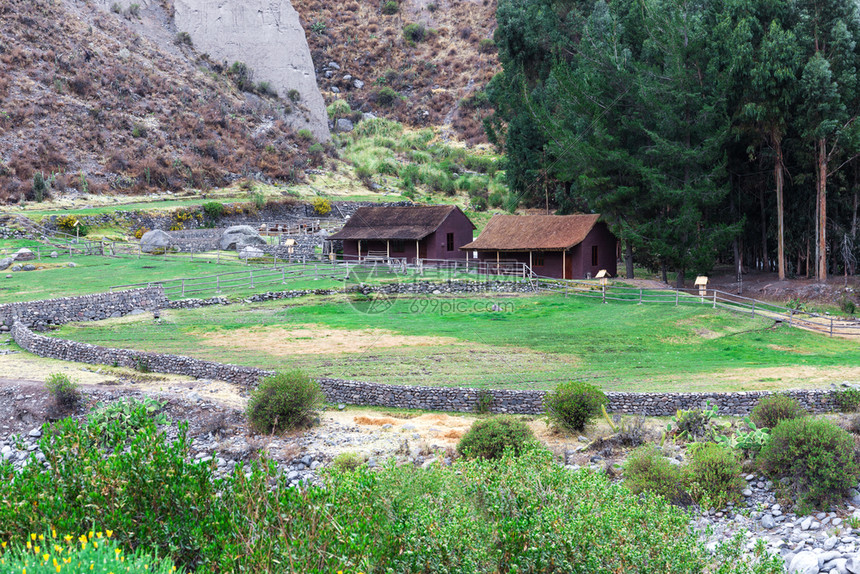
[[0, 288, 167, 331], [4, 287, 845, 416]]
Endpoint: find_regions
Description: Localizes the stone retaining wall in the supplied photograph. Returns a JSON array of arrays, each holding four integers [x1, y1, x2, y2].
[[0, 288, 167, 331]]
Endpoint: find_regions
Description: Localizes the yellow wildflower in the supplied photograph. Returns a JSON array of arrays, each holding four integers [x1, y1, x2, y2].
[[26, 541, 31, 550], [38, 535, 44, 541], [51, 528, 57, 539], [88, 531, 93, 541], [64, 536, 72, 543], [106, 530, 113, 539], [35, 545, 40, 554], [30, 534, 37, 541], [43, 554, 49, 561], [93, 541, 98, 549]]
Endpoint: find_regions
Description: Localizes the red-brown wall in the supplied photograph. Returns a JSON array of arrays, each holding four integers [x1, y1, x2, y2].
[[470, 222, 618, 279]]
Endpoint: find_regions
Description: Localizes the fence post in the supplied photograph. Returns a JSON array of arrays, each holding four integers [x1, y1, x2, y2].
[[216, 276, 220, 293], [830, 318, 834, 337], [190, 246, 194, 262], [751, 301, 755, 317], [138, 245, 141, 260], [250, 270, 254, 289], [602, 284, 606, 304], [713, 290, 716, 309], [675, 290, 679, 306], [282, 267, 286, 284], [639, 288, 643, 305], [181, 280, 185, 297], [789, 309, 793, 327], [36, 246, 40, 261]]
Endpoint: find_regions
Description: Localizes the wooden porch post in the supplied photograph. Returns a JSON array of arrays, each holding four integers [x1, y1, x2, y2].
[[386, 240, 390, 259], [358, 240, 362, 261], [529, 251, 533, 272], [416, 240, 419, 263], [563, 250, 566, 280], [496, 251, 500, 275]]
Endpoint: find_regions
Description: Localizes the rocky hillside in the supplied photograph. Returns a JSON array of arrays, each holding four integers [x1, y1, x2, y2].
[[0, 0, 323, 202], [294, 0, 499, 142]]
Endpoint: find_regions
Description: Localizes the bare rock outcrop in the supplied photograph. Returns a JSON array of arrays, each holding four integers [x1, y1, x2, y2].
[[172, 0, 330, 141]]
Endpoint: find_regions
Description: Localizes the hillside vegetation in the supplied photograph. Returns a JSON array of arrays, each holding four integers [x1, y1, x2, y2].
[[0, 0, 313, 202]]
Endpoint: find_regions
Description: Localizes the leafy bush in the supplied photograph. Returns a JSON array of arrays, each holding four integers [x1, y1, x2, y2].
[[623, 444, 685, 503], [478, 38, 496, 53], [0, 530, 182, 573], [88, 397, 167, 443], [201, 201, 225, 220], [475, 389, 494, 414], [54, 214, 88, 236], [544, 380, 607, 432], [246, 370, 324, 434], [381, 0, 399, 14], [297, 128, 314, 141], [402, 23, 426, 44], [836, 387, 860, 412], [228, 61, 254, 92], [686, 443, 744, 508], [287, 88, 301, 102], [375, 86, 401, 106], [331, 451, 364, 471], [457, 415, 534, 459], [256, 81, 276, 97], [668, 403, 717, 440], [715, 418, 771, 455], [758, 417, 860, 509], [44, 373, 80, 410], [311, 197, 331, 215], [750, 394, 807, 429], [175, 31, 193, 46], [0, 423, 785, 573], [32, 171, 47, 202], [326, 99, 351, 119], [841, 295, 857, 316]]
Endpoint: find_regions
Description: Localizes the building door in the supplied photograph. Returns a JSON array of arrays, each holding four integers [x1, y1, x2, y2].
[[565, 249, 573, 279], [419, 241, 427, 259]]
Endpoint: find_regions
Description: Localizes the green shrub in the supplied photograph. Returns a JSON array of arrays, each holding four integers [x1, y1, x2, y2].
[[841, 295, 857, 316], [32, 171, 47, 202], [475, 389, 494, 414], [175, 31, 193, 46], [229, 61, 254, 92], [544, 380, 607, 432], [381, 0, 399, 14], [402, 22, 426, 44], [750, 394, 807, 429], [88, 397, 167, 443], [127, 2, 140, 16], [326, 99, 351, 119], [836, 387, 860, 412], [669, 407, 715, 440], [0, 531, 182, 573], [331, 451, 364, 471], [297, 128, 314, 141], [623, 444, 685, 502], [287, 88, 301, 102], [686, 443, 744, 508], [246, 370, 324, 434], [375, 86, 401, 106], [55, 214, 88, 236], [478, 38, 496, 53], [201, 201, 225, 220], [311, 197, 331, 216], [256, 81, 276, 97], [457, 415, 535, 459], [44, 373, 80, 410], [758, 417, 860, 509]]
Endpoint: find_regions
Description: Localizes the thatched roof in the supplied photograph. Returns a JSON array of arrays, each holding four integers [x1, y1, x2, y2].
[[461, 214, 602, 252], [329, 205, 473, 241]]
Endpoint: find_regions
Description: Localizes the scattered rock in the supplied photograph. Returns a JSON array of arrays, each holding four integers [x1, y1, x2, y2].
[[140, 229, 173, 253], [219, 225, 266, 251], [13, 248, 34, 261]]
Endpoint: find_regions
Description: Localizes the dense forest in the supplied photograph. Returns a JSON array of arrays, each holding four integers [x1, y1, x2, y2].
[[486, 0, 860, 285]]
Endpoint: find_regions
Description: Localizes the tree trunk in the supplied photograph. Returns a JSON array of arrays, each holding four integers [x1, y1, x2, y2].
[[675, 266, 685, 289], [817, 137, 828, 281], [661, 260, 668, 284], [759, 188, 769, 272], [625, 241, 634, 279], [774, 135, 786, 280]]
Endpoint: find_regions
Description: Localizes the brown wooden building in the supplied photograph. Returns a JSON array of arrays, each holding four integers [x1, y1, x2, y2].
[[461, 214, 617, 279], [330, 205, 476, 261]]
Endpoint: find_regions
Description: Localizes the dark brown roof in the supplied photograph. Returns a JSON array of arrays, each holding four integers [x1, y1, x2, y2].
[[461, 214, 602, 251], [329, 205, 473, 241]]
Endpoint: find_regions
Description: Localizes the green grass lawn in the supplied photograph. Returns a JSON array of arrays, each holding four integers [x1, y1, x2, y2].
[[49, 292, 860, 392]]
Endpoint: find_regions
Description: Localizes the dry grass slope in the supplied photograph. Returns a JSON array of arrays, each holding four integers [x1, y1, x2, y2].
[[295, 0, 499, 142], [0, 0, 317, 202]]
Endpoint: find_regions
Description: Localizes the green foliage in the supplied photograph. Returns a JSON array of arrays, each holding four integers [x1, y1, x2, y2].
[[475, 389, 494, 414], [297, 128, 314, 141], [544, 380, 607, 432], [836, 388, 860, 412], [353, 117, 404, 138], [287, 88, 301, 102], [840, 295, 857, 316], [54, 214, 88, 236], [245, 370, 324, 433], [88, 397, 167, 443], [127, 2, 140, 16], [623, 444, 685, 503], [686, 443, 744, 508], [0, 531, 182, 573], [667, 402, 718, 440], [457, 415, 535, 459], [331, 451, 364, 471], [381, 0, 399, 14], [311, 197, 331, 216], [478, 38, 496, 53], [715, 418, 772, 456], [228, 61, 254, 92], [256, 81, 276, 97], [201, 201, 225, 220], [0, 429, 784, 573], [310, 20, 327, 35], [44, 373, 80, 410], [375, 86, 401, 106], [758, 417, 860, 509], [750, 394, 807, 428], [402, 23, 426, 44], [32, 171, 47, 202], [175, 31, 193, 46], [326, 99, 351, 119]]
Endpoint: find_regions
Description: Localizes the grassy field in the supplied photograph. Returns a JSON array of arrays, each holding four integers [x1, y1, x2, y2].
[[49, 292, 860, 392]]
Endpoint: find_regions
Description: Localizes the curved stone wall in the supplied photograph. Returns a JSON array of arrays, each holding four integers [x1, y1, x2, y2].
[[4, 286, 845, 416]]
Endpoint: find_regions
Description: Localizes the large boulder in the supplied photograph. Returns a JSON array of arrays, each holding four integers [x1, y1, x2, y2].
[[140, 229, 173, 253], [13, 248, 34, 261], [219, 225, 266, 250], [0, 257, 13, 271], [240, 246, 265, 259]]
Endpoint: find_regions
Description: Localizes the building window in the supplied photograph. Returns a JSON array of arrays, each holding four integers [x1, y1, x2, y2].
[[534, 253, 545, 266], [591, 245, 599, 266], [446, 233, 454, 251], [390, 240, 404, 253]]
